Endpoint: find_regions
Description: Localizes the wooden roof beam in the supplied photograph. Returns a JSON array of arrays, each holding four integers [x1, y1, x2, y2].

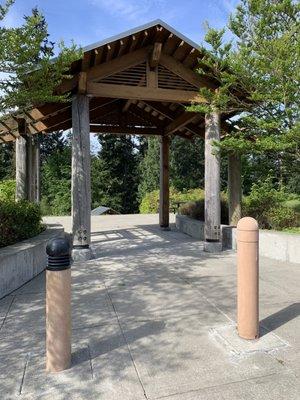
[[87, 46, 150, 81], [58, 46, 151, 94], [90, 125, 160, 136], [126, 105, 166, 129], [149, 42, 162, 69], [118, 37, 130, 57], [81, 52, 92, 71], [94, 47, 104, 65], [165, 112, 197, 135], [87, 82, 206, 103], [143, 101, 204, 137], [160, 52, 216, 90]]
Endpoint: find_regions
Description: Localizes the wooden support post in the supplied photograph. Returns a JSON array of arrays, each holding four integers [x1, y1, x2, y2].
[[159, 135, 170, 229], [26, 135, 34, 202], [228, 154, 242, 226], [31, 138, 41, 203], [15, 119, 28, 201], [71, 94, 91, 261], [204, 111, 222, 252]]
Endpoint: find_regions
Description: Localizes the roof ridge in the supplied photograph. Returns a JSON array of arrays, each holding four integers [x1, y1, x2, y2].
[[82, 19, 200, 54]]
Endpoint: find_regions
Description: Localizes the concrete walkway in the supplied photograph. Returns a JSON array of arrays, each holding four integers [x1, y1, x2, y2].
[[0, 215, 299, 399]]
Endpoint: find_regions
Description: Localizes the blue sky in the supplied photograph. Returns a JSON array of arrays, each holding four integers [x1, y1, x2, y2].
[[3, 0, 239, 49]]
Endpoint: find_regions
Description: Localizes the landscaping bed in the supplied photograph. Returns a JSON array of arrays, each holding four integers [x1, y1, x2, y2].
[[0, 224, 64, 299]]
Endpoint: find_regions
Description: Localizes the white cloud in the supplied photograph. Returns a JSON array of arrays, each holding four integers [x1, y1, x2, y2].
[[90, 0, 167, 22]]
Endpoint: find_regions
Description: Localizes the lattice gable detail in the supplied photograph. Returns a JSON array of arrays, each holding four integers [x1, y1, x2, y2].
[[96, 62, 147, 86], [96, 60, 198, 92]]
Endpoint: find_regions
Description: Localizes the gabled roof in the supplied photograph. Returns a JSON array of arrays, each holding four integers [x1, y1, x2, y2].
[[82, 19, 201, 55], [0, 19, 228, 143]]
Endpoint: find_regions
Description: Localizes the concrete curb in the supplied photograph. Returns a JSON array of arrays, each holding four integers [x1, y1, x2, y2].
[[0, 224, 64, 299], [176, 214, 300, 264]]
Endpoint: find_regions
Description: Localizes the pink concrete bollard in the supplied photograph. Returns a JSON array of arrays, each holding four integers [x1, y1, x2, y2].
[[237, 217, 259, 339]]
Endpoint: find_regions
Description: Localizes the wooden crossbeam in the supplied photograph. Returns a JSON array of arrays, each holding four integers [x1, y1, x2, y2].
[[165, 112, 197, 134], [87, 82, 206, 103], [90, 125, 160, 136], [144, 101, 204, 137], [43, 100, 119, 133]]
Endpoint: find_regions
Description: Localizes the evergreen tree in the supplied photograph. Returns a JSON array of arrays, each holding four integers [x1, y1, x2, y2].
[[138, 137, 160, 201], [92, 134, 139, 214], [0, 1, 80, 113], [189, 0, 300, 193], [40, 131, 67, 163], [170, 137, 204, 191], [0, 143, 14, 180], [40, 140, 71, 215]]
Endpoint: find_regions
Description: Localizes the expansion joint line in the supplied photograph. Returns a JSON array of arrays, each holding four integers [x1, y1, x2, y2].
[[104, 282, 149, 400]]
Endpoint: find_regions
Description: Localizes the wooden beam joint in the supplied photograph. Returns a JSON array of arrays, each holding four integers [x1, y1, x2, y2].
[[149, 42, 162, 69]]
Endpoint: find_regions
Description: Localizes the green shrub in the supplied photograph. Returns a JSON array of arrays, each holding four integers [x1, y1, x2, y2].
[[267, 206, 298, 231], [180, 201, 203, 219], [284, 199, 300, 213], [242, 180, 300, 230], [140, 187, 229, 224], [0, 180, 15, 201], [40, 197, 52, 216], [139, 189, 160, 213], [0, 200, 43, 247], [139, 188, 205, 214], [179, 194, 229, 224]]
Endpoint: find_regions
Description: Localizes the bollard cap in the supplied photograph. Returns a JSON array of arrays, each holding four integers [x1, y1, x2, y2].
[[46, 237, 71, 271], [237, 217, 258, 231]]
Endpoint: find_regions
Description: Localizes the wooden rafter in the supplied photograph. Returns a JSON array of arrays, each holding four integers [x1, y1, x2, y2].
[[88, 46, 150, 81], [160, 53, 216, 90], [127, 104, 166, 129]]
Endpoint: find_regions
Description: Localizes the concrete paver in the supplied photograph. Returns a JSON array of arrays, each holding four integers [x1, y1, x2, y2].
[[0, 214, 299, 399]]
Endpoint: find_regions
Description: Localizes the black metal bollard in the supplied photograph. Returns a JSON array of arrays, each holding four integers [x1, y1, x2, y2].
[[46, 237, 71, 372]]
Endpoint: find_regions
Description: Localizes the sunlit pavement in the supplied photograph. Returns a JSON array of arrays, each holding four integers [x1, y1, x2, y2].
[[0, 214, 299, 399]]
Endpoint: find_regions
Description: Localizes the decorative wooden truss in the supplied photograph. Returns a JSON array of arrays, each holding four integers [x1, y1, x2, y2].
[[0, 19, 234, 143]]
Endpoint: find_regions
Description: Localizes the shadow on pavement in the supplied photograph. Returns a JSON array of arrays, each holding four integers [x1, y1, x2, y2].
[[260, 303, 300, 335]]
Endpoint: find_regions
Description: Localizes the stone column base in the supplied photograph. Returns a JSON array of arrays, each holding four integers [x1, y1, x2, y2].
[[72, 247, 92, 262], [160, 226, 171, 231], [204, 241, 222, 253]]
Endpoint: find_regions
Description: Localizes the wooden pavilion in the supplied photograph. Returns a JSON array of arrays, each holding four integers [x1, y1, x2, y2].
[[0, 20, 242, 258]]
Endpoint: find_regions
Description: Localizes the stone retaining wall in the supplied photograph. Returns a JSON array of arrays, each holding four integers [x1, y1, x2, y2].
[[176, 214, 300, 264], [0, 224, 64, 299]]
